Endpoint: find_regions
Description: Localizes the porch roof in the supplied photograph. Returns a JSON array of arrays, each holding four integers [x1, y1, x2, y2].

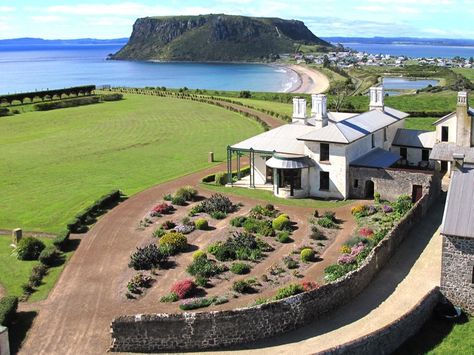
[[350, 148, 400, 168], [266, 156, 314, 170]]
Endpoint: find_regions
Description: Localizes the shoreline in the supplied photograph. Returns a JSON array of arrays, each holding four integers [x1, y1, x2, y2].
[[286, 64, 330, 94]]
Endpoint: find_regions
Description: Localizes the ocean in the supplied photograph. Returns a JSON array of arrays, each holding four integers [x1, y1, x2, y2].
[[340, 43, 474, 58], [0, 45, 298, 95]]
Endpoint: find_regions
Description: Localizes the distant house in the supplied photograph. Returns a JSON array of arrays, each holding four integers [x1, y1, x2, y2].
[[440, 155, 474, 315], [227, 87, 411, 200], [430, 91, 474, 173]]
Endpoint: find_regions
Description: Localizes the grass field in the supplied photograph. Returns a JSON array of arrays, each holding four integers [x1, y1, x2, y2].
[[404, 117, 437, 131], [0, 94, 263, 233], [0, 235, 73, 300], [452, 68, 474, 82], [395, 315, 474, 354]]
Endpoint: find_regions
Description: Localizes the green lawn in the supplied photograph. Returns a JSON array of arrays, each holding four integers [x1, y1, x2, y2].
[[404, 117, 437, 131], [201, 183, 353, 209], [452, 68, 474, 82], [395, 315, 474, 354], [0, 235, 73, 300], [223, 97, 293, 117], [0, 94, 263, 233]]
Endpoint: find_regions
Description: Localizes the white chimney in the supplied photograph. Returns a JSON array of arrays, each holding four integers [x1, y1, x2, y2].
[[369, 86, 384, 111], [312, 94, 328, 129], [292, 97, 307, 123]]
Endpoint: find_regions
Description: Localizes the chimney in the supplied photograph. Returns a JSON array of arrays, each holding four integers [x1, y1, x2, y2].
[[312, 94, 328, 129], [369, 86, 384, 111], [292, 97, 307, 123], [455, 91, 472, 147], [453, 153, 465, 170]]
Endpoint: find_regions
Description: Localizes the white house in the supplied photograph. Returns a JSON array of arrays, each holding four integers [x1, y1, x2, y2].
[[430, 91, 474, 173], [227, 86, 408, 199]]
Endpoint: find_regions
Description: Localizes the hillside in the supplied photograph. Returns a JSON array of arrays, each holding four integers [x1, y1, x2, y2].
[[112, 14, 331, 62]]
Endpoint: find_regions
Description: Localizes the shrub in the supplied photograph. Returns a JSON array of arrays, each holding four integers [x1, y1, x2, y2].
[[230, 262, 251, 275], [52, 230, 70, 250], [179, 297, 213, 310], [192, 250, 207, 260], [214, 172, 228, 186], [208, 232, 264, 261], [129, 244, 168, 270], [243, 218, 274, 236], [277, 231, 291, 243], [152, 226, 165, 238], [323, 211, 336, 221], [38, 245, 61, 266], [194, 276, 209, 287], [0, 296, 18, 326], [230, 216, 247, 227], [160, 293, 179, 303], [324, 263, 357, 282], [16, 237, 46, 260], [163, 194, 173, 201], [273, 283, 304, 300], [128, 273, 152, 292], [100, 93, 123, 101], [187, 257, 225, 278], [173, 223, 195, 234], [317, 216, 337, 229], [232, 279, 257, 293], [171, 195, 186, 206], [340, 245, 351, 254], [272, 215, 291, 231], [151, 203, 173, 216], [283, 256, 299, 269], [249, 205, 276, 218], [301, 281, 319, 291], [351, 204, 366, 216], [359, 227, 374, 237], [393, 195, 413, 215], [194, 218, 208, 230], [374, 191, 381, 204], [197, 194, 234, 215], [34, 96, 100, 111], [171, 279, 196, 299], [310, 225, 326, 240], [382, 205, 393, 213], [300, 248, 315, 262], [162, 220, 175, 230], [210, 211, 227, 219], [159, 232, 187, 254], [175, 186, 198, 201]]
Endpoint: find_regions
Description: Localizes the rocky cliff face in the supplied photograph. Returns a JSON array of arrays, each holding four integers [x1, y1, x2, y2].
[[112, 14, 331, 61]]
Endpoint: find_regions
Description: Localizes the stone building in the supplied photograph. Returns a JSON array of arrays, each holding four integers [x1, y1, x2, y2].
[[440, 156, 474, 315]]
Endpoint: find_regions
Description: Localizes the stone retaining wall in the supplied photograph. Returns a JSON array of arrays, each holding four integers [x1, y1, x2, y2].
[[110, 190, 436, 353], [0, 326, 9, 355], [321, 287, 441, 354]]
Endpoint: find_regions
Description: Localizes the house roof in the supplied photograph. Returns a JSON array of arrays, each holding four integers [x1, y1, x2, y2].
[[266, 156, 314, 170], [350, 148, 401, 168], [441, 166, 474, 238], [429, 143, 474, 163], [297, 107, 408, 144], [231, 122, 315, 155], [392, 129, 436, 149], [433, 107, 474, 125]]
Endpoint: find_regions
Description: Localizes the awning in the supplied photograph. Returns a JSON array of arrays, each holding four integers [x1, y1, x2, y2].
[[266, 156, 314, 169]]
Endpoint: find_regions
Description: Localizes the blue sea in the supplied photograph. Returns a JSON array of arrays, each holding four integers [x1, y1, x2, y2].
[[340, 43, 474, 58], [0, 45, 298, 95]]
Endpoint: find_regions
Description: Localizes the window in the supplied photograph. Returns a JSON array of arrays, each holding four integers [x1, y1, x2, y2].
[[371, 134, 375, 148], [320, 171, 330, 190], [278, 169, 301, 189], [384, 128, 387, 142], [354, 179, 359, 188], [400, 147, 407, 160], [441, 126, 449, 142], [320, 143, 330, 162], [422, 149, 430, 162]]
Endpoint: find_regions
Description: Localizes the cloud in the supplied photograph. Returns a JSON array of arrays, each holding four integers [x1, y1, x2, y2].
[[0, 6, 14, 12], [86, 17, 134, 27], [30, 15, 65, 23]]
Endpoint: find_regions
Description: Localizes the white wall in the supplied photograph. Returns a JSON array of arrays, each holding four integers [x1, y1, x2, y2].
[[435, 114, 457, 143], [252, 155, 268, 185]]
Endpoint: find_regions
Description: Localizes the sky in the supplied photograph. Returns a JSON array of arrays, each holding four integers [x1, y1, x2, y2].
[[0, 0, 473, 40]]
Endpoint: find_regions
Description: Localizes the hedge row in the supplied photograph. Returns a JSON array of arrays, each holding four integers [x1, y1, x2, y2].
[[34, 96, 100, 111], [100, 93, 123, 101], [202, 166, 251, 184], [0, 107, 10, 117], [67, 190, 122, 233], [0, 296, 18, 327]]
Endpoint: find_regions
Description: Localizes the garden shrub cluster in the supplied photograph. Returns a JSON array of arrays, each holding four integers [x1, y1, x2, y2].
[[232, 278, 257, 294], [52, 230, 71, 250], [127, 273, 152, 295], [273, 283, 304, 300], [316, 211, 339, 229], [0, 296, 18, 326], [208, 232, 271, 262], [38, 245, 62, 266], [194, 218, 208, 230], [16, 237, 45, 260], [128, 244, 168, 270], [272, 214, 291, 231], [67, 189, 122, 233], [174, 186, 198, 201], [194, 194, 235, 219], [186, 257, 226, 279], [170, 279, 196, 299], [192, 250, 207, 260], [99, 93, 123, 101], [150, 202, 174, 216], [300, 248, 315, 262], [159, 232, 187, 254], [230, 262, 251, 275], [201, 167, 251, 184]]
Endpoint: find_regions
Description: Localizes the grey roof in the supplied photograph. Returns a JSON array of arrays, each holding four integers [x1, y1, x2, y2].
[[298, 107, 409, 144], [392, 129, 436, 149], [350, 148, 401, 168], [429, 143, 474, 163], [266, 156, 314, 169], [441, 166, 474, 238], [231, 122, 316, 155]]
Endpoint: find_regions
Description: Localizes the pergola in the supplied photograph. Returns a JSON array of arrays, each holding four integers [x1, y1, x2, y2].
[[226, 146, 273, 187]]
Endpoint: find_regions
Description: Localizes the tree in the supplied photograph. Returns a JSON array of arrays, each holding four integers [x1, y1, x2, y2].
[[329, 79, 354, 112], [323, 55, 330, 68]]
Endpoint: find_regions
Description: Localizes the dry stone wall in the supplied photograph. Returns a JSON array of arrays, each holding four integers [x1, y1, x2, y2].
[[441, 236, 474, 315], [110, 191, 435, 353]]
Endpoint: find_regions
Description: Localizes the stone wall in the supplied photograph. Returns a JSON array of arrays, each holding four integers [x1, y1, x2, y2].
[[349, 167, 440, 204], [441, 235, 474, 315], [0, 326, 9, 355], [110, 192, 435, 353]]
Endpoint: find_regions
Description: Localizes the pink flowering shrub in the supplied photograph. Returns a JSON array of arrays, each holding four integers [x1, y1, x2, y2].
[[170, 279, 196, 299], [151, 203, 173, 216], [337, 242, 366, 265], [301, 281, 319, 291], [359, 227, 374, 237]]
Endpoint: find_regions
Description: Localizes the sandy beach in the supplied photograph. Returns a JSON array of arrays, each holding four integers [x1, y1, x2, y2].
[[287, 64, 330, 94]]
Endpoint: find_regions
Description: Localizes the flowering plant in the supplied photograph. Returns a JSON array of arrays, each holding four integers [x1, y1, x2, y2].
[[301, 281, 319, 291], [151, 203, 173, 216], [171, 279, 196, 299], [359, 227, 374, 237], [382, 205, 393, 213]]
